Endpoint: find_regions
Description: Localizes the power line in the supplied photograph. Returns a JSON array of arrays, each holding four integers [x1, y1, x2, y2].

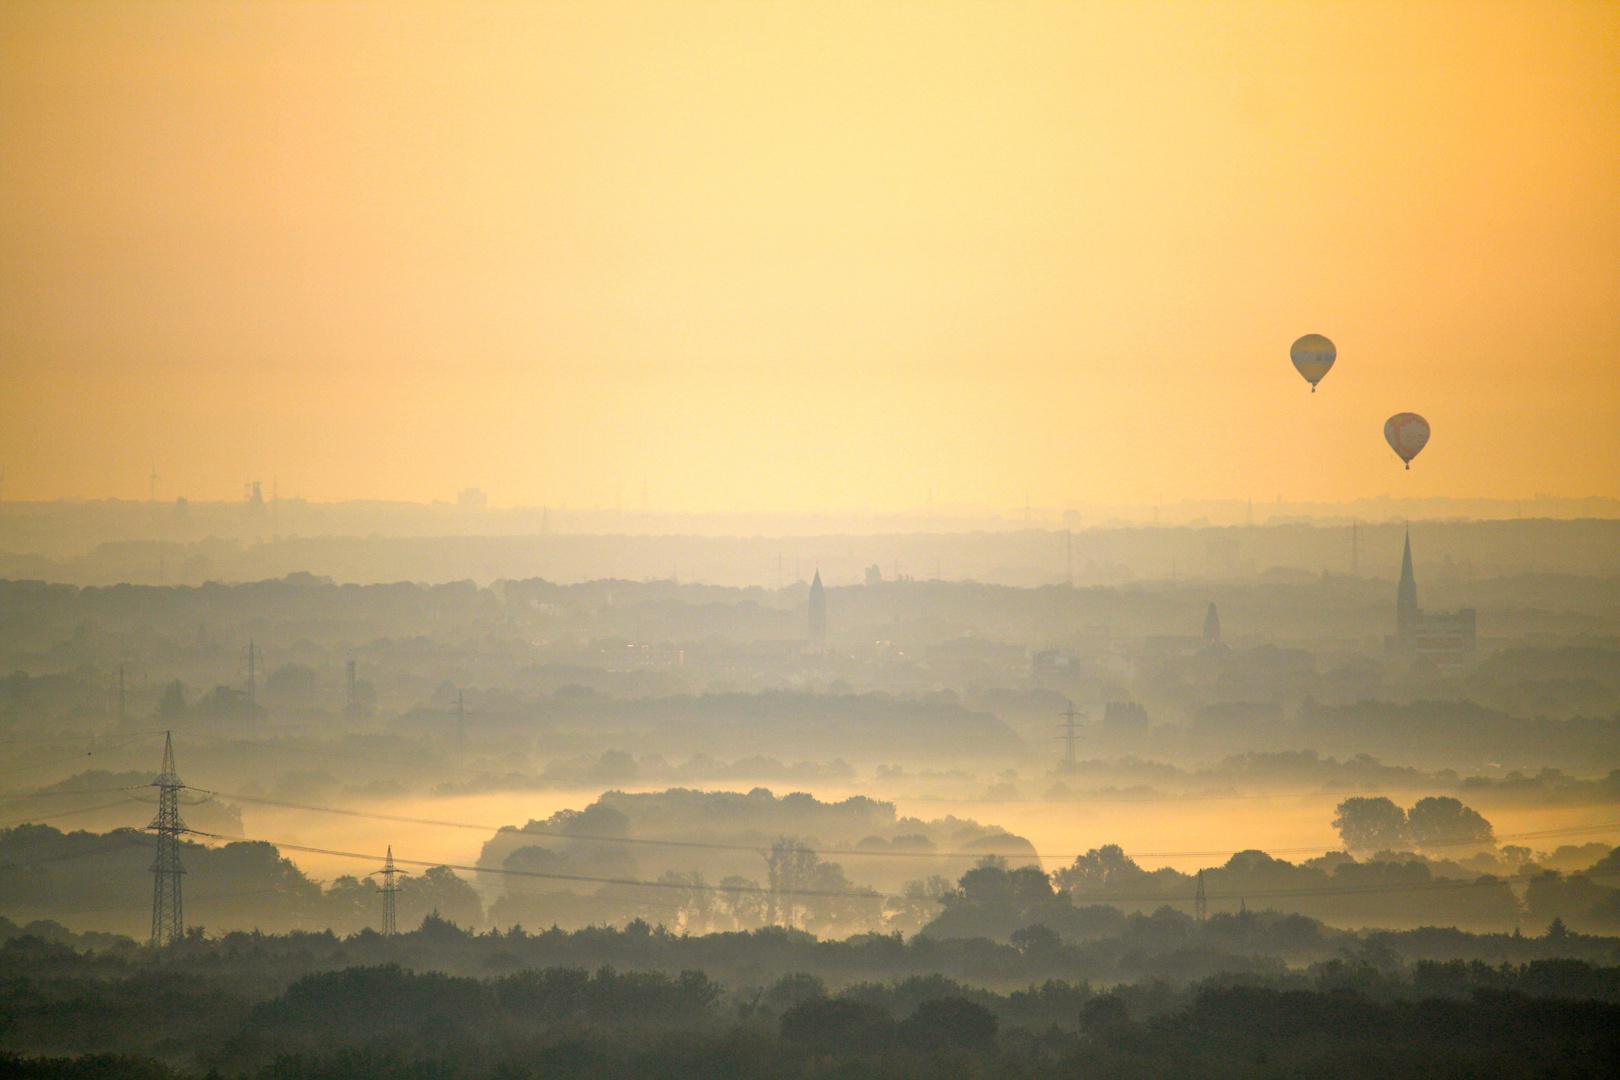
[[7, 809, 1614, 923], [495, 879, 695, 915], [0, 733, 165, 746], [181, 828, 891, 903], [175, 794, 1620, 887], [3, 885, 297, 923], [0, 786, 149, 809], [177, 825, 1620, 909], [12, 738, 1618, 928], [0, 830, 157, 873], [184, 785, 1620, 863], [0, 795, 151, 831], [0, 733, 165, 781], [1064, 865, 1620, 906], [1117, 822, 1620, 861], [14, 756, 1612, 868]]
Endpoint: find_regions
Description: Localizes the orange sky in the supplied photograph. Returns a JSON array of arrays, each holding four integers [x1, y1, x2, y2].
[[2, 1, 1617, 512]]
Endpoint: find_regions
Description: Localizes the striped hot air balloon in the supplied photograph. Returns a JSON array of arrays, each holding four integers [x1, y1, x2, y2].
[[1290, 334, 1336, 392]]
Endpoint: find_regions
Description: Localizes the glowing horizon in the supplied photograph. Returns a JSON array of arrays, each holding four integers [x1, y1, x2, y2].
[[2, 1, 1616, 511]]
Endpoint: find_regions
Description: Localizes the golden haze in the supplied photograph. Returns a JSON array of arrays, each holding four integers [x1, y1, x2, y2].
[[2, 1, 1616, 510]]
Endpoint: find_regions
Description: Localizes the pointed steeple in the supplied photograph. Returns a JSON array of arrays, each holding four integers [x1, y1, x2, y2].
[[807, 569, 827, 649], [1202, 602, 1221, 642], [1397, 529, 1418, 636]]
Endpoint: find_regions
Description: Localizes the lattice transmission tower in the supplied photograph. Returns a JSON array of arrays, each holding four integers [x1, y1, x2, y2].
[[149, 731, 186, 947], [1194, 869, 1207, 924], [373, 846, 404, 936], [1058, 703, 1083, 765]]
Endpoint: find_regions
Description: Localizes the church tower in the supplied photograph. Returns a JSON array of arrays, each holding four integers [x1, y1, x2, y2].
[[1396, 530, 1418, 638], [1202, 602, 1221, 643], [808, 570, 827, 650]]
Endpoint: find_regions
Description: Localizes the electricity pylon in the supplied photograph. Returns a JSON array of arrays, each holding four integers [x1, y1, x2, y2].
[[1058, 703, 1083, 764], [149, 732, 186, 947], [1195, 869, 1207, 923], [372, 846, 405, 936]]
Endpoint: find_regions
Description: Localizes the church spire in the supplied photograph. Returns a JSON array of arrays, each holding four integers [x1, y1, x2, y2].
[[1397, 529, 1418, 636], [808, 569, 826, 650]]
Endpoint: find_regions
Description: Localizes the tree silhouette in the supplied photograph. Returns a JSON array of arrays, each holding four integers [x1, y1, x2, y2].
[[1406, 797, 1494, 851], [1332, 797, 1409, 852]]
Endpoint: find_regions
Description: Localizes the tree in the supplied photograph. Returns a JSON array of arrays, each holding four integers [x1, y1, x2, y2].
[[1332, 797, 1409, 852], [951, 859, 1055, 906], [766, 972, 826, 1010], [890, 875, 951, 936], [797, 860, 881, 938], [765, 838, 820, 929], [1405, 797, 1494, 852], [1052, 845, 1147, 892], [1010, 923, 1062, 955], [399, 866, 483, 930], [713, 875, 767, 930], [780, 997, 893, 1054], [1080, 994, 1130, 1031], [655, 870, 715, 935], [898, 997, 998, 1052]]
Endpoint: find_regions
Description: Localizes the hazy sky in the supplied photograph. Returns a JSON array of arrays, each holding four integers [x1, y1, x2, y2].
[[3, 1, 1617, 511]]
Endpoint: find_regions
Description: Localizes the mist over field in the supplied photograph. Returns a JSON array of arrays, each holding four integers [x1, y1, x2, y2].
[[5, 505, 1619, 929], [5, 504, 1620, 1077]]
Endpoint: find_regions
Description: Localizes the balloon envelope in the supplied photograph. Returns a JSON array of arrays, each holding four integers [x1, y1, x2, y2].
[[1290, 334, 1336, 390], [1384, 413, 1430, 468]]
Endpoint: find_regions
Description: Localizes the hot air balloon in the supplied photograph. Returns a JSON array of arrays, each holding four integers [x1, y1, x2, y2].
[[1290, 334, 1336, 392], [1384, 413, 1430, 469]]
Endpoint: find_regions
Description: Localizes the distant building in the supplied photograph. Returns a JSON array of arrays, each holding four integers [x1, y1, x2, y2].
[[1202, 602, 1222, 642], [457, 488, 488, 510], [1386, 531, 1475, 665], [808, 570, 827, 649]]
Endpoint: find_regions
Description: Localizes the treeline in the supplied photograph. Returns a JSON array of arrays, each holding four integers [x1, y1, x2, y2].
[[7, 823, 1620, 943], [6, 888, 1619, 1001], [943, 847, 1620, 936], [0, 825, 482, 939], [1293, 699, 1620, 767], [1, 943, 1617, 1079]]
